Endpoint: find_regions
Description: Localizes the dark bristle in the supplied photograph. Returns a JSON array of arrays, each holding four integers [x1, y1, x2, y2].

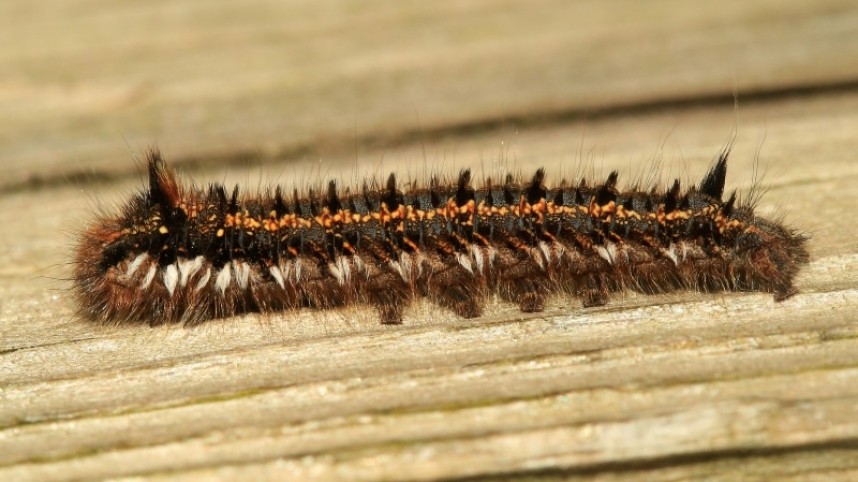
[[429, 175, 444, 208], [213, 184, 228, 209], [700, 152, 729, 200], [147, 149, 181, 209], [456, 169, 474, 206], [386, 172, 397, 193], [458, 169, 472, 190], [483, 177, 495, 206], [575, 185, 585, 205], [526, 168, 547, 205], [326, 180, 342, 212], [228, 186, 240, 215], [503, 173, 518, 205], [664, 180, 681, 213], [382, 173, 403, 210], [723, 191, 737, 217], [293, 188, 311, 217], [273, 186, 289, 216], [595, 172, 619, 206], [605, 171, 619, 189]]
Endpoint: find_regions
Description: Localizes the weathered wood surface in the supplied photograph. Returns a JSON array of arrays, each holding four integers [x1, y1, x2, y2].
[[2, 1, 858, 481]]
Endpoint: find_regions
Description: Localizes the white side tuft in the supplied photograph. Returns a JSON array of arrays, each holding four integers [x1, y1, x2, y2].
[[471, 246, 484, 274], [664, 244, 679, 266], [234, 261, 250, 289], [457, 253, 474, 274], [179, 256, 204, 287], [596, 245, 614, 265], [164, 264, 179, 297], [594, 241, 620, 265], [140, 264, 157, 290], [216, 266, 232, 294], [294, 259, 303, 282], [487, 247, 498, 267], [269, 266, 286, 289], [195, 268, 211, 292], [402, 253, 415, 281], [126, 253, 149, 278], [538, 241, 552, 264], [389, 260, 405, 281], [327, 256, 352, 285], [329, 262, 345, 285]]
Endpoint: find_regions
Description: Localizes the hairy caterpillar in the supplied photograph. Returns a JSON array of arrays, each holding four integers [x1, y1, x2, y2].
[[73, 148, 809, 325]]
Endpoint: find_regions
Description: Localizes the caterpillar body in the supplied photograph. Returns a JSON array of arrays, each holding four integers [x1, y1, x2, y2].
[[73, 149, 809, 325]]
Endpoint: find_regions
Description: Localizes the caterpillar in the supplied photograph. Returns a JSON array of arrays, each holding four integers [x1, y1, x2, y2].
[[73, 148, 809, 326]]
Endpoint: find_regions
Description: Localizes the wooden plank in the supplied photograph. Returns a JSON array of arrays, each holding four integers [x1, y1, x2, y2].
[[2, 88, 858, 480], [2, 0, 858, 189]]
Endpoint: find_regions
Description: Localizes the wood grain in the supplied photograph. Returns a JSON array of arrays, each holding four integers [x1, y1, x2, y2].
[[3, 0, 858, 189], [2, 1, 858, 481]]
